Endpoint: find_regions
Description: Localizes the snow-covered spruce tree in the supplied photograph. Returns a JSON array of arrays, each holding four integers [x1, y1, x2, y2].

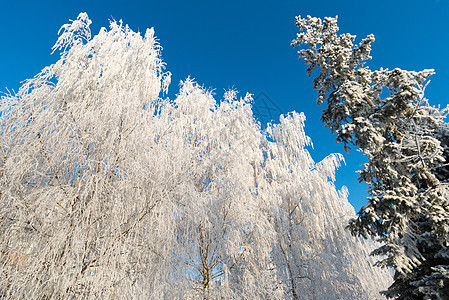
[[292, 15, 449, 299], [0, 13, 391, 299]]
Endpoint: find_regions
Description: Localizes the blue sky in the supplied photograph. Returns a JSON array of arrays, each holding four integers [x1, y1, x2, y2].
[[1, 0, 448, 211]]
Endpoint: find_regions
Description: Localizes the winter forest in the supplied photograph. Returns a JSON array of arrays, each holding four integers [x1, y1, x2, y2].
[[0, 12, 448, 299]]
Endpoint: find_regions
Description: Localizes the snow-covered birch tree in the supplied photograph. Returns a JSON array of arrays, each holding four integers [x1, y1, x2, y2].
[[292, 15, 449, 299], [263, 112, 391, 299], [0, 13, 392, 299]]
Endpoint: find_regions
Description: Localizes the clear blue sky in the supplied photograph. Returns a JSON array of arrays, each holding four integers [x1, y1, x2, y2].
[[1, 0, 448, 211]]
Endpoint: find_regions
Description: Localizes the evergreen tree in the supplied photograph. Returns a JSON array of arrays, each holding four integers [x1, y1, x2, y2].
[[292, 15, 449, 299]]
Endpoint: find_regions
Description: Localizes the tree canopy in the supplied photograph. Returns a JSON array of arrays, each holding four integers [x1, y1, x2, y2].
[[0, 13, 392, 299]]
